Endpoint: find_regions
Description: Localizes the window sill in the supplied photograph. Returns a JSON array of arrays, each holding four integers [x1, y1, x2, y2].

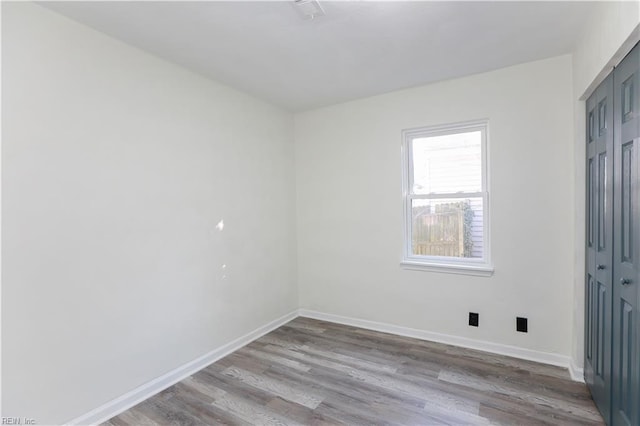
[[400, 260, 494, 277]]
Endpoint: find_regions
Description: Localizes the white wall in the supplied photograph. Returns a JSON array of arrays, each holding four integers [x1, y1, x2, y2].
[[295, 55, 575, 357], [570, 1, 639, 370], [2, 3, 297, 424], [572, 1, 640, 100]]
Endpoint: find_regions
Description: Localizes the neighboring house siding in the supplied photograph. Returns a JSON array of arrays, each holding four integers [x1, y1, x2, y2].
[[469, 198, 484, 258]]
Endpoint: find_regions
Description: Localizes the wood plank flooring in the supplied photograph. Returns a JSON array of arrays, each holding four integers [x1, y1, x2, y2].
[[104, 317, 604, 425]]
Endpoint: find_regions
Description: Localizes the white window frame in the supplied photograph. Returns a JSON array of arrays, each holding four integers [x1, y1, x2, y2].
[[400, 119, 493, 276]]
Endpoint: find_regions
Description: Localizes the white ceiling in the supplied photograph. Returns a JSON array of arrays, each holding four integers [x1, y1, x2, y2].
[[41, 1, 596, 112]]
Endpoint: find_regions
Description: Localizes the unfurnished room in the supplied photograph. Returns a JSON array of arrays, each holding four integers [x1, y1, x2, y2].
[[1, 1, 639, 425]]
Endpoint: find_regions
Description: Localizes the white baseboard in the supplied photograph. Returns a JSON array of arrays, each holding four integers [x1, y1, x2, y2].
[[69, 307, 584, 424], [569, 359, 585, 383], [67, 310, 298, 425], [299, 309, 581, 380]]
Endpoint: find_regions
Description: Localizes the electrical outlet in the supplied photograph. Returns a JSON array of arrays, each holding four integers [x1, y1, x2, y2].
[[516, 317, 528, 333], [469, 312, 479, 327]]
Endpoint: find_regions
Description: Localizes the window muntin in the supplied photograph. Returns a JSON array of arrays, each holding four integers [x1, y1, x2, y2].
[[402, 120, 491, 274]]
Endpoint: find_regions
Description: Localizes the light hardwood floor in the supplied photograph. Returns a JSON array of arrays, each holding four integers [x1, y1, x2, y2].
[[104, 317, 604, 425]]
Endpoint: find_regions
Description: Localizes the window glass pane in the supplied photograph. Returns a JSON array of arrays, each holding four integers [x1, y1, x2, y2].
[[412, 131, 481, 194], [411, 198, 483, 259]]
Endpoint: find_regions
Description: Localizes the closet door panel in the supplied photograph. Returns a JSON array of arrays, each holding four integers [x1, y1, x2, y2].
[[585, 73, 614, 423], [612, 43, 639, 426]]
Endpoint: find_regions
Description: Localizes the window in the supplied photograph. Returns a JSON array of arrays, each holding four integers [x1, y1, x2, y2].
[[401, 120, 492, 276]]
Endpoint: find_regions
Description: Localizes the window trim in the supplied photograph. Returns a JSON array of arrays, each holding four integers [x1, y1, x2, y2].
[[400, 119, 493, 276]]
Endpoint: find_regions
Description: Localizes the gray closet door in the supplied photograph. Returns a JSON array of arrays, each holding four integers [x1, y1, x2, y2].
[[611, 43, 639, 426], [585, 72, 614, 423]]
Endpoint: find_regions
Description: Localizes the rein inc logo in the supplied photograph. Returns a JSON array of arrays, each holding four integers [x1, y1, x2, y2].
[[2, 418, 35, 425]]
